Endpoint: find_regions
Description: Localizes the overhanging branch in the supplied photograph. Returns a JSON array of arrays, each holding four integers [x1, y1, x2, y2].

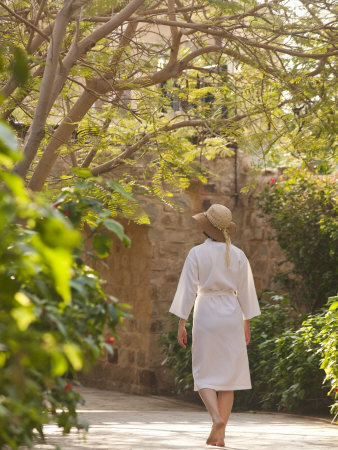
[[91, 114, 246, 176]]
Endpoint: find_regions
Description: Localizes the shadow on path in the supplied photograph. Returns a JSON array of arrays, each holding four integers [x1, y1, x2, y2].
[[33, 387, 338, 450]]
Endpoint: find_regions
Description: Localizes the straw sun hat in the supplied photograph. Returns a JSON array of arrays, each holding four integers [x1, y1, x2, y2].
[[192, 204, 236, 267]]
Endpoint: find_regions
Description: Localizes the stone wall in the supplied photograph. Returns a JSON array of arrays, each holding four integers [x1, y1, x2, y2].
[[81, 222, 153, 394], [80, 152, 285, 394]]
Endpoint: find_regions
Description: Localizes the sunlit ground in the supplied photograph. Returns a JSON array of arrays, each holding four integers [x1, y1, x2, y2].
[[32, 387, 338, 450]]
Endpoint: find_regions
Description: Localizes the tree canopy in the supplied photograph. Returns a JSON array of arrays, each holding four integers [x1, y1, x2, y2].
[[0, 0, 336, 196]]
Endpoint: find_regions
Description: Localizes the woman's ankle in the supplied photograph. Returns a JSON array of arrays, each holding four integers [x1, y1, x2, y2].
[[212, 416, 225, 425]]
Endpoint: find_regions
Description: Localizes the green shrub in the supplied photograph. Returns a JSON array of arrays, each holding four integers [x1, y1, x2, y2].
[[235, 293, 303, 410], [250, 295, 337, 416], [0, 123, 131, 447], [246, 295, 331, 413], [159, 316, 193, 394], [259, 169, 337, 311], [317, 295, 338, 419]]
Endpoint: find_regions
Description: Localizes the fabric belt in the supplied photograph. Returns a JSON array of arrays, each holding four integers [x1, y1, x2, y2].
[[198, 289, 236, 296]]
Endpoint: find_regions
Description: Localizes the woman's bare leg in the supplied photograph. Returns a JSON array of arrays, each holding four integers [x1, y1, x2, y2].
[[199, 388, 225, 446], [217, 390, 234, 440]]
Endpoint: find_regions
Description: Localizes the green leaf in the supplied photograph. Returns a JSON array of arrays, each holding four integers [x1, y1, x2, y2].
[[103, 218, 123, 238], [32, 236, 73, 302], [35, 217, 81, 250], [106, 180, 135, 200], [103, 219, 131, 247], [107, 303, 118, 322], [11, 306, 36, 331], [11, 47, 29, 86], [0, 122, 20, 162], [329, 301, 338, 311], [51, 352, 68, 376], [93, 232, 112, 258], [63, 343, 83, 371], [1, 171, 28, 199], [72, 167, 92, 178]]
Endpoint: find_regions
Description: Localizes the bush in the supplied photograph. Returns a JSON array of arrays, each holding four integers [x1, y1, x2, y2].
[[243, 294, 333, 413], [317, 295, 338, 419], [159, 316, 193, 394], [259, 169, 337, 311], [234, 293, 303, 410], [0, 123, 131, 447]]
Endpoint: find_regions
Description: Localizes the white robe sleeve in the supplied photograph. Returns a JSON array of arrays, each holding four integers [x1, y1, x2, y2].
[[237, 254, 261, 320], [169, 250, 199, 320]]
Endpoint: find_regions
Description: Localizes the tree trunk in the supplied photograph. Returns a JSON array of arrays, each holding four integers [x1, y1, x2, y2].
[[13, 0, 77, 179], [28, 89, 98, 191], [13, 0, 146, 182]]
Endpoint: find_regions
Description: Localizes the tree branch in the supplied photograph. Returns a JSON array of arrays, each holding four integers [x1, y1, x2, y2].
[[0, 0, 50, 41], [131, 18, 338, 59], [91, 114, 246, 176], [168, 0, 181, 64], [13, 0, 81, 178], [27, 16, 141, 191], [26, 0, 48, 52]]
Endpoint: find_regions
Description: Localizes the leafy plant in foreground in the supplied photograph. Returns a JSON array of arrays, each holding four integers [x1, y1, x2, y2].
[[0, 125, 131, 447]]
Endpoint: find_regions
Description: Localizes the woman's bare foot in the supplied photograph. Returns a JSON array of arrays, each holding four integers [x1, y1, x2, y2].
[[206, 420, 225, 446]]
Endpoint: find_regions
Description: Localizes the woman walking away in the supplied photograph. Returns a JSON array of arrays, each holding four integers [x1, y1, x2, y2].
[[169, 204, 261, 447]]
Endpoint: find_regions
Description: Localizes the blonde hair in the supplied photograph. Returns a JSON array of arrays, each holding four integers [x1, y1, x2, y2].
[[223, 228, 231, 268]]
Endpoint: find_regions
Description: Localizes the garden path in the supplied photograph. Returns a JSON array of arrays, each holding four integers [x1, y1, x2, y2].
[[33, 386, 338, 450]]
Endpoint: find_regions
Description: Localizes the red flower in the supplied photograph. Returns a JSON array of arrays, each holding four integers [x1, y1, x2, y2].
[[105, 336, 115, 343], [267, 177, 275, 185], [334, 388, 338, 393], [64, 208, 70, 217], [64, 383, 72, 392]]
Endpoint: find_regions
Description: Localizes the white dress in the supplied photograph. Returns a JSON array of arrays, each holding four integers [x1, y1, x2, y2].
[[169, 238, 261, 391]]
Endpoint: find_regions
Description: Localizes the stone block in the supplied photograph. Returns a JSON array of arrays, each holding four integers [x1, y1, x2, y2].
[[167, 230, 195, 243], [203, 183, 216, 193], [174, 196, 191, 208], [253, 228, 264, 240], [259, 246, 268, 255], [150, 320, 163, 333], [143, 203, 161, 222], [139, 369, 157, 388], [160, 214, 175, 226], [128, 351, 135, 364], [148, 228, 165, 241], [137, 350, 146, 367], [107, 348, 118, 364], [120, 333, 132, 347], [252, 259, 267, 274], [202, 199, 212, 210], [253, 277, 262, 293], [135, 320, 149, 333]]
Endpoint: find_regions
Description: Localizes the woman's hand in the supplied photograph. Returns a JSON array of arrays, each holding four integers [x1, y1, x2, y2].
[[243, 319, 251, 346], [178, 318, 187, 349]]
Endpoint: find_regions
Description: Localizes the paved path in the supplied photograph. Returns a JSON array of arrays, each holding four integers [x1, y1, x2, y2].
[[34, 387, 338, 450]]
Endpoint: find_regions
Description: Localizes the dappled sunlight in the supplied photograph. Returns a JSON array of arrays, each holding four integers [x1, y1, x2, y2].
[[34, 391, 338, 450]]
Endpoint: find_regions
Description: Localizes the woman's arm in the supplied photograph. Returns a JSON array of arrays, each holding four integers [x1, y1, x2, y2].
[[178, 318, 187, 349], [243, 319, 251, 345]]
